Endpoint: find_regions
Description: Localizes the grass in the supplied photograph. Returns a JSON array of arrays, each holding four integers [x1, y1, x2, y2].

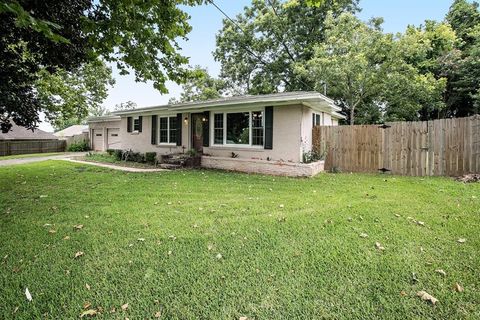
[[0, 152, 63, 160], [0, 161, 479, 319], [82, 152, 158, 169]]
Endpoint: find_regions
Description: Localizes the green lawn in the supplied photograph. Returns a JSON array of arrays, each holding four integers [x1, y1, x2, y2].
[[0, 152, 63, 160], [1, 161, 479, 319]]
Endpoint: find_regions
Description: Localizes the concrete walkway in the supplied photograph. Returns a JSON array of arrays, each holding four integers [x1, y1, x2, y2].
[[64, 159, 167, 172], [0, 152, 87, 167]]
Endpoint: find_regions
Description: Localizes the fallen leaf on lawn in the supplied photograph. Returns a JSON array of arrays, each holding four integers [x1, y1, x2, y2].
[[207, 244, 213, 251], [83, 302, 92, 309], [416, 291, 438, 305], [48, 229, 56, 234], [39, 195, 48, 198], [74, 251, 84, 259], [216, 253, 223, 260], [239, 317, 248, 320], [415, 220, 425, 226], [121, 303, 128, 311], [63, 236, 70, 240], [137, 238, 145, 242], [155, 311, 161, 318], [394, 214, 401, 218], [167, 250, 172, 255], [167, 202, 172, 205], [457, 238, 466, 243], [435, 269, 447, 277], [279, 204, 284, 208], [359, 233, 368, 238], [43, 223, 52, 227], [13, 306, 19, 313], [375, 242, 385, 251], [80, 309, 97, 318], [453, 282, 464, 292], [85, 283, 91, 290], [400, 290, 407, 296], [110, 307, 116, 313], [411, 272, 419, 284], [25, 288, 32, 301], [74, 224, 84, 231]]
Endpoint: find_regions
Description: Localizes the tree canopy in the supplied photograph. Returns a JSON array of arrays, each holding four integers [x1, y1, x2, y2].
[[0, 0, 203, 132], [179, 0, 480, 124]]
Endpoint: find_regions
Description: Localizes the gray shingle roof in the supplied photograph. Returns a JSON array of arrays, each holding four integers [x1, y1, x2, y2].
[[0, 123, 58, 140]]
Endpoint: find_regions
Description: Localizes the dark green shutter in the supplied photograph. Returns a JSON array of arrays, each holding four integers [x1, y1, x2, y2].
[[138, 116, 143, 132], [264, 106, 273, 149], [127, 117, 132, 133], [151, 115, 157, 145], [202, 111, 210, 147], [176, 113, 182, 146]]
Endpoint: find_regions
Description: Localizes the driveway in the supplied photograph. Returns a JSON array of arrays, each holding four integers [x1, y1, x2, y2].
[[0, 152, 87, 167]]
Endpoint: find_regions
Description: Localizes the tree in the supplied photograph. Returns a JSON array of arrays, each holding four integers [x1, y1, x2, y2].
[[114, 101, 137, 112], [1, 0, 203, 132], [169, 66, 230, 104], [213, 0, 359, 94], [445, 0, 480, 116], [298, 13, 447, 124], [35, 59, 115, 131]]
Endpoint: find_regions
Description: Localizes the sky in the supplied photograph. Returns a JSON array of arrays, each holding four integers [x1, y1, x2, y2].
[[40, 0, 455, 131]]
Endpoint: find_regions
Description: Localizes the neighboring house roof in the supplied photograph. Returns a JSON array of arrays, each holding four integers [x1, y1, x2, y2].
[[95, 91, 344, 119], [54, 125, 88, 137], [0, 123, 58, 140]]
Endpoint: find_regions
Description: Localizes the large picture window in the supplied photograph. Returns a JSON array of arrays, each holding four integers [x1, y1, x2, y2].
[[212, 110, 264, 147], [159, 116, 177, 144], [227, 112, 249, 145]]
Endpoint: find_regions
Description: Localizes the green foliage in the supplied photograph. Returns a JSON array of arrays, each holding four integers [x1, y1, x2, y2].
[[1, 161, 480, 318], [297, 13, 448, 124], [106, 149, 115, 156], [170, 66, 229, 103], [114, 101, 137, 112], [67, 140, 89, 152], [113, 149, 123, 161], [36, 59, 115, 131], [302, 149, 325, 163], [145, 152, 157, 164], [1, 0, 203, 132], [213, 0, 359, 94], [186, 148, 198, 157]]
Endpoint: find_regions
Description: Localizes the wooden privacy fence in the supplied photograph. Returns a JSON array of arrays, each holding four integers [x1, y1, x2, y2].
[[0, 140, 66, 156], [313, 115, 480, 176]]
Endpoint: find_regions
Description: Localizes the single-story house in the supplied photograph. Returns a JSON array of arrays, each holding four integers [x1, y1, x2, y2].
[[54, 125, 89, 147], [88, 91, 343, 176], [54, 125, 88, 139], [0, 122, 63, 156]]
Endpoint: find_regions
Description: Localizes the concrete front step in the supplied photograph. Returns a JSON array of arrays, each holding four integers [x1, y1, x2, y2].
[[159, 163, 183, 170]]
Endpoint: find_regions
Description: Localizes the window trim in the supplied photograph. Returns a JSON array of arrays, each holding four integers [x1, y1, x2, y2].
[[312, 112, 322, 127], [132, 116, 140, 133], [210, 108, 265, 148], [158, 115, 178, 145]]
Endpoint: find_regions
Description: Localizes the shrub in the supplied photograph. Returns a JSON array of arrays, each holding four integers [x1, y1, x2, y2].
[[145, 152, 157, 164], [106, 149, 115, 155], [114, 149, 123, 161], [186, 149, 197, 157], [302, 150, 325, 164], [122, 150, 145, 163], [67, 140, 89, 152]]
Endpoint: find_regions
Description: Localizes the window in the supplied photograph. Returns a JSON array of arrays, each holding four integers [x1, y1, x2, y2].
[[95, 134, 102, 137], [159, 116, 177, 144], [214, 113, 223, 144], [212, 111, 264, 147], [251, 111, 264, 146], [227, 112, 250, 145], [312, 113, 321, 126], [111, 133, 118, 137], [133, 117, 140, 131]]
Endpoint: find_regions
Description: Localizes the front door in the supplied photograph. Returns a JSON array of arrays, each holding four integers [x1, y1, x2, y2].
[[191, 113, 204, 153]]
